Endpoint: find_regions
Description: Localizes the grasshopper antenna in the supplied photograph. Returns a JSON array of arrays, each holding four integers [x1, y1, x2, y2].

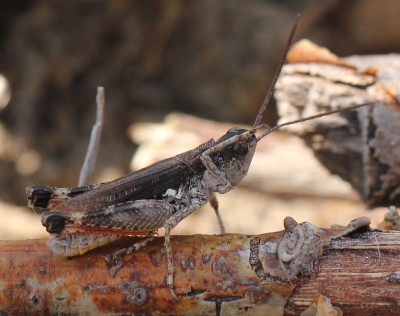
[[256, 102, 375, 142], [252, 13, 300, 130]]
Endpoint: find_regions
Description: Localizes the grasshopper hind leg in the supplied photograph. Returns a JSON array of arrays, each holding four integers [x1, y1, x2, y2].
[[111, 234, 155, 257], [47, 233, 121, 256]]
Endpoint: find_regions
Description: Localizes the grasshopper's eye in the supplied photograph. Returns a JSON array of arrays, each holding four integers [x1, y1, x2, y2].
[[233, 141, 248, 157], [45, 214, 67, 234]]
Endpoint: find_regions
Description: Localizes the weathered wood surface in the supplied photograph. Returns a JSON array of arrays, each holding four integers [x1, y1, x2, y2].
[[275, 40, 400, 207], [0, 217, 399, 315]]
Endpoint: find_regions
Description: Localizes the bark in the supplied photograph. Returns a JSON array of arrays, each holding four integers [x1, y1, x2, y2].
[[275, 40, 400, 208], [0, 216, 399, 315]]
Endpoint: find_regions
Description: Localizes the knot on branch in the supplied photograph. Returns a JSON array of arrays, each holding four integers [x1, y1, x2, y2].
[[277, 217, 326, 280]]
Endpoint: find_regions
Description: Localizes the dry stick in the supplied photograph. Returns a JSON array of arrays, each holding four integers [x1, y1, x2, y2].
[[78, 86, 105, 186], [0, 229, 399, 315]]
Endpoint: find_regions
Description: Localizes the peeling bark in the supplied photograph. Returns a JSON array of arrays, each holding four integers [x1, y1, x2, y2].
[[275, 39, 400, 207], [0, 217, 399, 315]]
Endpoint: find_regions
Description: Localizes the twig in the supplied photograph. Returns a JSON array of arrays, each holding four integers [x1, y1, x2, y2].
[[78, 86, 105, 186], [0, 226, 399, 315]]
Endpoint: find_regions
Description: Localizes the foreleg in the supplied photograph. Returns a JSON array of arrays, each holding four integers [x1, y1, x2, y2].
[[209, 191, 225, 234]]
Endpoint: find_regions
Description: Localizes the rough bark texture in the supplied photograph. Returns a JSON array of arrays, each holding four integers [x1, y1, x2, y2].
[[0, 217, 399, 315], [275, 40, 400, 208]]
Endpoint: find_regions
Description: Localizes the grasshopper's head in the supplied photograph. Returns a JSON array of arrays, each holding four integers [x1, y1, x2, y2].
[[216, 127, 257, 186]]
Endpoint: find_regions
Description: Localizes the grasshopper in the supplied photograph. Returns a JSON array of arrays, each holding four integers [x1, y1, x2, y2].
[[26, 16, 372, 298]]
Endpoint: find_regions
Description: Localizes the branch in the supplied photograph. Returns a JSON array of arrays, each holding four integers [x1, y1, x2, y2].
[[78, 86, 105, 186], [275, 39, 400, 207], [0, 217, 399, 315]]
